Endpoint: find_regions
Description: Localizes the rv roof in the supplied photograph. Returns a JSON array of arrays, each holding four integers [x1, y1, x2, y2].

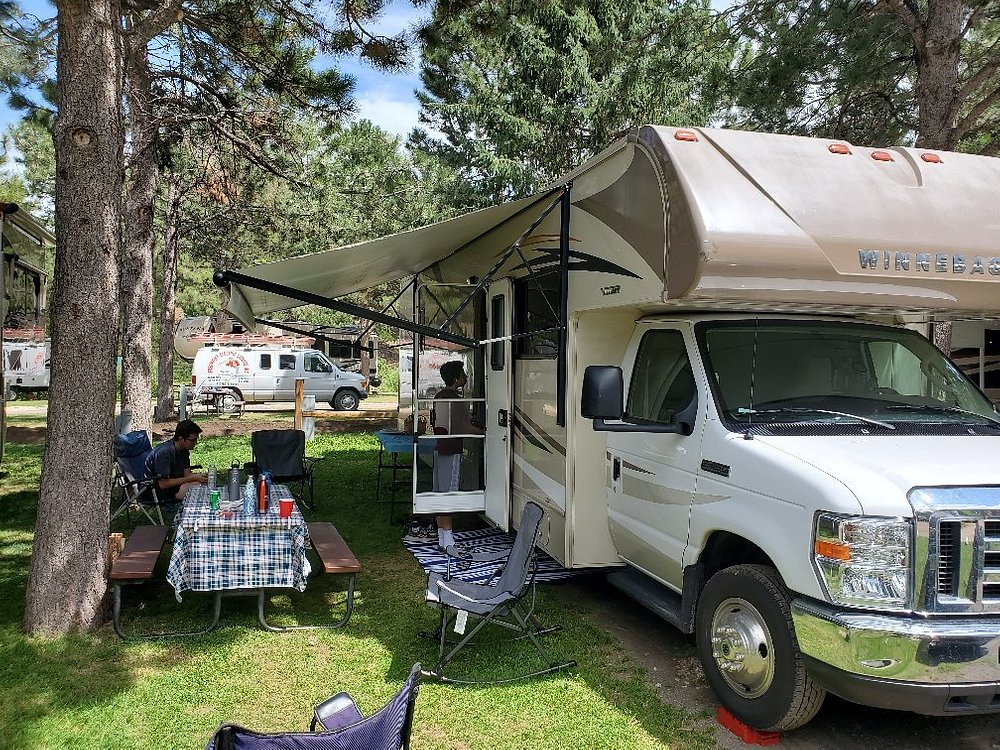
[[222, 126, 1000, 326]]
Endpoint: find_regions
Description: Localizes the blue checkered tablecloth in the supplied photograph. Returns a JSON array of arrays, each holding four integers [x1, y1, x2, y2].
[[167, 484, 312, 601]]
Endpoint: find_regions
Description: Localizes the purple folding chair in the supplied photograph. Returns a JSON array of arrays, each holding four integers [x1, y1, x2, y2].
[[205, 664, 421, 750]]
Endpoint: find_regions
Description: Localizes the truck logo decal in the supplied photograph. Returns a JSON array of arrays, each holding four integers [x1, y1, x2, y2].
[[859, 249, 1000, 276], [206, 351, 249, 374], [601, 285, 621, 296], [700, 459, 731, 478]]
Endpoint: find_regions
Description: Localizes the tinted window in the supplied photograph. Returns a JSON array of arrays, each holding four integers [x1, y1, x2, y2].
[[490, 294, 505, 370], [260, 354, 271, 369], [513, 270, 560, 358], [626, 330, 696, 423], [279, 354, 296, 370]]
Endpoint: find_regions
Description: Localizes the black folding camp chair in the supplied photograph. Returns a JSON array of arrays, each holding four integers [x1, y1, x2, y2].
[[205, 663, 421, 750], [111, 430, 165, 526], [422, 501, 576, 684], [250, 429, 321, 510]]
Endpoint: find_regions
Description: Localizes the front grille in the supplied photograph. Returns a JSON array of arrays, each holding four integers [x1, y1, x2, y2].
[[938, 521, 959, 597], [913, 490, 1000, 613]]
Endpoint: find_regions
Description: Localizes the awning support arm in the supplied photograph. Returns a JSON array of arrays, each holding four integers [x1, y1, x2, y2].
[[557, 183, 572, 427], [353, 276, 415, 345], [439, 188, 567, 332], [213, 270, 476, 348]]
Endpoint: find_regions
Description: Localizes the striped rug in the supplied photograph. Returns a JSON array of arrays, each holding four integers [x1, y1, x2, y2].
[[403, 527, 601, 584]]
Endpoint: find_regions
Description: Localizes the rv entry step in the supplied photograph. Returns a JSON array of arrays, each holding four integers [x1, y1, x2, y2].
[[606, 567, 685, 631]]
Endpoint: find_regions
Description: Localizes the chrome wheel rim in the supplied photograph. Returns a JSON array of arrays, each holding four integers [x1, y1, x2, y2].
[[709, 597, 775, 698]]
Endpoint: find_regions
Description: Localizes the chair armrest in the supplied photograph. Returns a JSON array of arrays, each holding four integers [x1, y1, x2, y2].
[[312, 691, 363, 731], [303, 456, 325, 468]]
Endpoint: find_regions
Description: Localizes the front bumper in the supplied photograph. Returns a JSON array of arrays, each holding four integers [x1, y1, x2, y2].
[[792, 597, 1000, 715]]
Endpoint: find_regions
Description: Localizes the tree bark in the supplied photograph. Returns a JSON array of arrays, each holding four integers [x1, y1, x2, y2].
[[154, 170, 182, 422], [24, 0, 124, 635], [913, 0, 964, 151], [119, 45, 157, 432]]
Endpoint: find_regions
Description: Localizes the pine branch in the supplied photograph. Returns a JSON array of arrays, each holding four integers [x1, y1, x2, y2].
[[956, 83, 1000, 140]]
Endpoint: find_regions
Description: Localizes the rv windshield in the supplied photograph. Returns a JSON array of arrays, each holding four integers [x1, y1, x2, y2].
[[699, 321, 1000, 431]]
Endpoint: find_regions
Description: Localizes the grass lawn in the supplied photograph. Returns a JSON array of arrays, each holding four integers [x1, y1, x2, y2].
[[0, 433, 716, 750]]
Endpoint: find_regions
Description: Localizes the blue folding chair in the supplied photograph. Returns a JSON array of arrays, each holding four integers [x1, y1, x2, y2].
[[111, 430, 165, 526], [205, 663, 421, 750]]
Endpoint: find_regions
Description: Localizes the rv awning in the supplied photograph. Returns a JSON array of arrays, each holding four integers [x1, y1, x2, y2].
[[224, 191, 560, 329]]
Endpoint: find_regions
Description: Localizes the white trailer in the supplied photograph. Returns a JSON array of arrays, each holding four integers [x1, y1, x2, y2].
[[216, 126, 1000, 731]]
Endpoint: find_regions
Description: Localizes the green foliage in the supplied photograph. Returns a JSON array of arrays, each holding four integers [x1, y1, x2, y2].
[[411, 0, 732, 201], [0, 434, 716, 749]]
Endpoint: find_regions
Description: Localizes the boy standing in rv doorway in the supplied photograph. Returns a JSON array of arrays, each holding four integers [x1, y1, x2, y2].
[[430, 360, 482, 549]]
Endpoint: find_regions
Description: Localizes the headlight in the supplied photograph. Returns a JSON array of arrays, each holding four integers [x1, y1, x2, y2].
[[813, 513, 911, 610]]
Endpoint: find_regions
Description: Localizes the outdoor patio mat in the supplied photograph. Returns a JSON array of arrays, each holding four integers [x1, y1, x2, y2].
[[403, 527, 604, 584]]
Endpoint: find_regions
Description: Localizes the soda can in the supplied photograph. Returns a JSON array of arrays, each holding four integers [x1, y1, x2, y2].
[[210, 489, 220, 511]]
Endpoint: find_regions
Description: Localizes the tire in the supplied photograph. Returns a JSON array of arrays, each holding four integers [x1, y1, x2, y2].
[[695, 564, 825, 731], [215, 390, 241, 414], [331, 389, 359, 411]]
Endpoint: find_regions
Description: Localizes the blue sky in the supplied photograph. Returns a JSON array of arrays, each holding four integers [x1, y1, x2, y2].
[[0, 0, 430, 139]]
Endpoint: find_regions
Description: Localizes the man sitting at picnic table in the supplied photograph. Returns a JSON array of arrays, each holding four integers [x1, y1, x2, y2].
[[145, 419, 207, 505]]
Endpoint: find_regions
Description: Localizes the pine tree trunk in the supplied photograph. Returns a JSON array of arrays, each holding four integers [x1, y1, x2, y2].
[[154, 171, 182, 422], [913, 0, 963, 151], [119, 50, 156, 432], [24, 0, 124, 635]]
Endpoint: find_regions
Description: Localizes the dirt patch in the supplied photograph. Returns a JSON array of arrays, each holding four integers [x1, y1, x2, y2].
[[4, 413, 398, 444]]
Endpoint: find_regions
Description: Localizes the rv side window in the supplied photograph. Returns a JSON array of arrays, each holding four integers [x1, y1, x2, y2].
[[513, 270, 560, 358], [260, 354, 271, 369], [490, 294, 505, 370], [279, 354, 296, 370], [626, 330, 696, 423]]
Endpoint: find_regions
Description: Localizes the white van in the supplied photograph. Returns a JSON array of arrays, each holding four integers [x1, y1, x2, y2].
[[2, 340, 49, 398], [219, 126, 1000, 731], [190, 345, 367, 411]]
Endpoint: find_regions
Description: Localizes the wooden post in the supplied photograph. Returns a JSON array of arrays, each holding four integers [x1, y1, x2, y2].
[[294, 378, 304, 430]]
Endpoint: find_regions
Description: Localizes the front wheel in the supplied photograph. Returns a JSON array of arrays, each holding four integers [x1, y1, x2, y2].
[[695, 564, 825, 731], [331, 389, 359, 411]]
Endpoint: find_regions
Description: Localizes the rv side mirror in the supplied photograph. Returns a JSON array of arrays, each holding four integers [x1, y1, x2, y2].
[[581, 366, 624, 420]]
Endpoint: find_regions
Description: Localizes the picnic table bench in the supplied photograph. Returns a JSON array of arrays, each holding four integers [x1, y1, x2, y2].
[[306, 521, 361, 629], [109, 525, 169, 638]]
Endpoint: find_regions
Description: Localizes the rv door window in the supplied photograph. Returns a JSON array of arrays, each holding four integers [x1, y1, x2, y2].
[[260, 354, 272, 369], [279, 354, 296, 370], [626, 330, 696, 423]]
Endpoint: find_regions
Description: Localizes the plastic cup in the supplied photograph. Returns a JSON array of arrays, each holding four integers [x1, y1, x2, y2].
[[279, 498, 294, 518]]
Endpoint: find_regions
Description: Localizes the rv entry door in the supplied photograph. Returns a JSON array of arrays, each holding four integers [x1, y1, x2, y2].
[[485, 279, 512, 529]]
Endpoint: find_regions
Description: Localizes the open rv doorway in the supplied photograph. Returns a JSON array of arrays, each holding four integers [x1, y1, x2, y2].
[[411, 280, 488, 516]]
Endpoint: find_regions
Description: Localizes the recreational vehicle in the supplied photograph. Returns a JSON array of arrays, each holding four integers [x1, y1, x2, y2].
[[215, 126, 1000, 731], [2, 339, 49, 397], [0, 204, 52, 471]]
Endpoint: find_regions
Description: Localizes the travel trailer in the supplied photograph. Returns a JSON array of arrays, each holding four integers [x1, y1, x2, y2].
[[2, 339, 49, 397], [0, 204, 52, 471], [190, 344, 367, 412], [175, 315, 380, 387], [214, 126, 1000, 731]]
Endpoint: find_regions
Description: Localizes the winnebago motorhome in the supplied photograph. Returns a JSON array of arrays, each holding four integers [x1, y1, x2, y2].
[[215, 126, 1000, 731], [190, 344, 367, 412]]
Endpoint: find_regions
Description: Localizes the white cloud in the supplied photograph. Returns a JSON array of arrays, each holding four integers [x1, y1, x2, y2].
[[352, 89, 422, 139]]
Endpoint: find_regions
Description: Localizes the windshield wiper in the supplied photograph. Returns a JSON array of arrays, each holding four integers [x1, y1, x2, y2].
[[884, 403, 1000, 426], [738, 407, 895, 430]]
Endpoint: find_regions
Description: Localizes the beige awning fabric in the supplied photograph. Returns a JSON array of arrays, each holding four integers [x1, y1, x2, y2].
[[223, 192, 557, 329]]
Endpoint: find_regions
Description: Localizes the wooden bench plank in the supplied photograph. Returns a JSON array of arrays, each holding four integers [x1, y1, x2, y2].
[[109, 525, 169, 581], [308, 522, 361, 575]]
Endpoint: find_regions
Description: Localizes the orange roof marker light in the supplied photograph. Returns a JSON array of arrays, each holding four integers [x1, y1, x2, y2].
[[871, 150, 894, 162], [828, 143, 852, 155], [674, 129, 698, 142], [921, 152, 943, 163]]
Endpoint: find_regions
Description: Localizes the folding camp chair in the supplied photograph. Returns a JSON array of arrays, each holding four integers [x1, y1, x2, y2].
[[205, 663, 422, 750], [250, 429, 321, 510], [111, 430, 165, 526], [422, 501, 577, 684]]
